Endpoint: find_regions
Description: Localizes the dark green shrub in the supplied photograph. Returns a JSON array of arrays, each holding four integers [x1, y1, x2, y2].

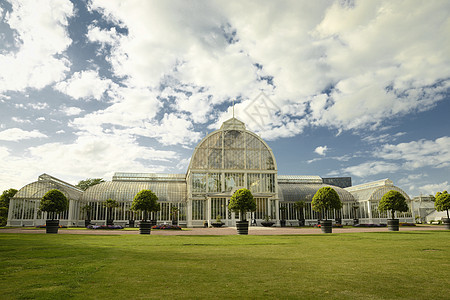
[[378, 190, 408, 219], [228, 188, 256, 221], [131, 189, 160, 221], [311, 187, 342, 220], [39, 189, 68, 219]]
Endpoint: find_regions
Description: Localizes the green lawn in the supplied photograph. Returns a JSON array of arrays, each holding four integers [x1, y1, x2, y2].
[[0, 231, 449, 299]]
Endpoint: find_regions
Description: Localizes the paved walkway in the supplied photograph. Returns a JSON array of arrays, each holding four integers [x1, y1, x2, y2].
[[0, 225, 446, 235]]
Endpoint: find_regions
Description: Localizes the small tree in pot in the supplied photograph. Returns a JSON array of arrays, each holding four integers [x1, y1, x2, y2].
[[352, 203, 360, 225], [294, 200, 306, 226], [312, 187, 342, 233], [39, 189, 68, 234], [81, 204, 92, 227], [279, 206, 287, 227], [132, 189, 160, 234], [261, 215, 274, 227], [378, 190, 408, 231], [212, 215, 224, 227], [228, 188, 256, 235], [435, 191, 450, 230], [103, 199, 119, 226], [170, 206, 179, 226]]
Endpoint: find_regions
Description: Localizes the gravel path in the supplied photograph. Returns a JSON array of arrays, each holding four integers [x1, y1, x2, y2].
[[0, 225, 446, 235]]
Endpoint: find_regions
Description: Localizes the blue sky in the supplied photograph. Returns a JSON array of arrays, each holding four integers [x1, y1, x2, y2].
[[0, 0, 449, 196]]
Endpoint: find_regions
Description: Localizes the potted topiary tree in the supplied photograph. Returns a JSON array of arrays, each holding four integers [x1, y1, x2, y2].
[[132, 189, 160, 234], [228, 188, 256, 235], [378, 190, 408, 231], [434, 191, 450, 230], [294, 200, 306, 226], [39, 189, 69, 234], [170, 206, 179, 226], [81, 204, 92, 227], [212, 215, 224, 227], [352, 203, 360, 225], [279, 206, 287, 227], [103, 199, 119, 226], [312, 187, 342, 233], [261, 215, 274, 227]]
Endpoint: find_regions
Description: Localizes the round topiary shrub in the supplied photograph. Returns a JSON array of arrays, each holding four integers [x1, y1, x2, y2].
[[39, 189, 69, 218], [39, 189, 68, 234]]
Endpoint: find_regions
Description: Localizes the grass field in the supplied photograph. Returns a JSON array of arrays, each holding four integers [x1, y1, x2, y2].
[[0, 231, 449, 299]]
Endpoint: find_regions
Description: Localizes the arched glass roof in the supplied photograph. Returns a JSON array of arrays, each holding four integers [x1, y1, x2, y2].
[[345, 179, 410, 202], [349, 186, 410, 202], [188, 118, 277, 171], [13, 174, 83, 200], [81, 181, 187, 202], [278, 183, 355, 202]]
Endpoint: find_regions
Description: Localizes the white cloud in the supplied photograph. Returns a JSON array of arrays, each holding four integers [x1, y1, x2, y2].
[[85, 0, 450, 139], [55, 70, 113, 100], [376, 136, 450, 170], [61, 106, 83, 116], [28, 102, 50, 110], [11, 117, 31, 124], [416, 181, 449, 196], [311, 1, 450, 131], [398, 173, 426, 186], [343, 161, 400, 177], [362, 132, 406, 144], [0, 132, 180, 191], [315, 146, 328, 156], [86, 25, 120, 47], [0, 0, 73, 93], [124, 113, 203, 146], [0, 128, 47, 141]]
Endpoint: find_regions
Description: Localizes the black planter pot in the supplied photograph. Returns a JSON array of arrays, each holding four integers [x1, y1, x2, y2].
[[298, 219, 305, 227], [442, 218, 450, 230], [172, 220, 178, 226], [139, 221, 152, 234], [387, 219, 399, 231], [84, 220, 91, 227], [280, 220, 286, 227], [106, 219, 114, 226], [353, 218, 359, 225], [150, 220, 157, 226], [128, 220, 135, 228], [261, 221, 274, 227], [236, 220, 249, 235], [46, 219, 59, 234], [321, 219, 332, 233], [212, 222, 223, 228]]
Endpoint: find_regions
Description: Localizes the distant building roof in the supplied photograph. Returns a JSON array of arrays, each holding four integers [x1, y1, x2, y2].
[[277, 175, 323, 184], [113, 172, 185, 182]]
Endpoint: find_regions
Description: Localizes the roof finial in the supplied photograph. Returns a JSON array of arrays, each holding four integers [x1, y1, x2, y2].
[[232, 99, 235, 118]]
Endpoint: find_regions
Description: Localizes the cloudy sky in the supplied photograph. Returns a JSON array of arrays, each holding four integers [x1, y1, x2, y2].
[[0, 0, 449, 196]]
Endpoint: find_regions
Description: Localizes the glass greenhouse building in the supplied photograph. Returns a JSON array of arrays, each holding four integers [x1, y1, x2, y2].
[[7, 118, 413, 227]]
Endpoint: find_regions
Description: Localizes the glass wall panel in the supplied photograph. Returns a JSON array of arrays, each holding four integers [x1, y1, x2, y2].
[[246, 150, 260, 169], [254, 198, 267, 219], [192, 173, 207, 193], [192, 200, 205, 220], [208, 173, 222, 192], [247, 174, 260, 193], [209, 149, 222, 169], [262, 150, 275, 170], [261, 174, 275, 193], [224, 149, 244, 169], [210, 198, 227, 220], [225, 173, 245, 191]]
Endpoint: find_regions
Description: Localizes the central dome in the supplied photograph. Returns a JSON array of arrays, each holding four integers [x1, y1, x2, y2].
[[188, 118, 276, 171]]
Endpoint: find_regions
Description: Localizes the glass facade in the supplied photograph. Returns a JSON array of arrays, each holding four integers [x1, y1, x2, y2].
[[7, 118, 414, 227]]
